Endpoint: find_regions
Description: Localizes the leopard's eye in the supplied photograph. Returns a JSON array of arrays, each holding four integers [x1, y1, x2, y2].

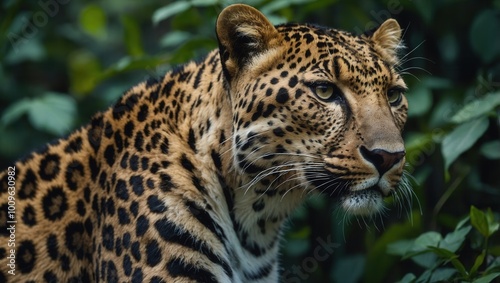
[[387, 87, 405, 106], [311, 83, 342, 102]]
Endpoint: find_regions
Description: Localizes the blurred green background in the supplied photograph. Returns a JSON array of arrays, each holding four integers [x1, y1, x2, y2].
[[1, 0, 499, 282]]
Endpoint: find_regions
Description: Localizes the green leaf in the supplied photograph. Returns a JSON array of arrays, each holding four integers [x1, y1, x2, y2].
[[481, 141, 500, 159], [427, 246, 458, 260], [471, 206, 490, 238], [410, 231, 443, 253], [396, 273, 416, 283], [191, 0, 219, 6], [4, 38, 46, 64], [472, 272, 500, 283], [121, 16, 144, 57], [429, 268, 457, 282], [1, 93, 76, 136], [428, 247, 468, 278], [451, 92, 500, 123], [153, 2, 191, 25], [440, 226, 471, 253], [441, 117, 489, 170], [1, 98, 32, 125], [80, 4, 107, 39], [160, 31, 192, 48], [387, 240, 414, 256], [456, 216, 471, 230], [470, 10, 500, 63], [470, 250, 486, 277], [486, 208, 500, 236], [27, 93, 77, 136]]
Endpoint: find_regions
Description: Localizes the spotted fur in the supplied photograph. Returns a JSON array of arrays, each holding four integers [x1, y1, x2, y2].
[[0, 4, 409, 282]]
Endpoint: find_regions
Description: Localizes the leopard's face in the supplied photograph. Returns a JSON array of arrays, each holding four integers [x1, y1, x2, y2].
[[218, 9, 408, 215]]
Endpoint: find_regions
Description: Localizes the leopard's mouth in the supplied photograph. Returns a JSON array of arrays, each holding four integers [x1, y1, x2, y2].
[[340, 186, 385, 216]]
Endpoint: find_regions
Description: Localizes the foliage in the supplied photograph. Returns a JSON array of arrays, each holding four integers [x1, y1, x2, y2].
[[1, 0, 499, 282], [389, 206, 500, 283]]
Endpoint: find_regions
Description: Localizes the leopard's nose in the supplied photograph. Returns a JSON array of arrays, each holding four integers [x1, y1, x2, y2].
[[360, 146, 405, 176]]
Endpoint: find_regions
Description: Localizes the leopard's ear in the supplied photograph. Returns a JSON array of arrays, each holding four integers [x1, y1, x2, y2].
[[216, 4, 280, 80], [368, 19, 403, 65]]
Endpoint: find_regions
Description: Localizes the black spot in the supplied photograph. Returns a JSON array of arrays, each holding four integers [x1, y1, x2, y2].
[[104, 122, 114, 138], [18, 240, 36, 274], [46, 234, 58, 260], [141, 157, 150, 170], [131, 241, 141, 261], [262, 104, 276, 118], [188, 128, 197, 152], [123, 254, 132, 276], [22, 205, 36, 226], [146, 178, 155, 189], [98, 171, 108, 191], [129, 154, 139, 171], [132, 268, 144, 283], [88, 115, 103, 152], [276, 88, 289, 104], [150, 276, 166, 283], [155, 218, 232, 278], [114, 131, 124, 153], [147, 195, 167, 213], [244, 263, 274, 280], [107, 260, 118, 282], [65, 160, 85, 191], [107, 197, 115, 216], [160, 173, 174, 192], [115, 179, 129, 200], [288, 75, 298, 87], [102, 224, 115, 251], [211, 150, 223, 171], [130, 175, 144, 196], [18, 169, 37, 199], [88, 156, 100, 180], [136, 215, 149, 237], [44, 271, 57, 282], [85, 217, 94, 235], [137, 104, 149, 122], [118, 207, 131, 225], [39, 154, 61, 181], [192, 176, 207, 194], [115, 237, 123, 256], [252, 199, 265, 212], [60, 254, 70, 271], [167, 258, 218, 283], [186, 200, 227, 245], [180, 154, 194, 171], [76, 199, 86, 216], [123, 232, 131, 249], [124, 121, 135, 138], [272, 127, 286, 137], [134, 132, 144, 151], [64, 136, 83, 153], [120, 152, 129, 169], [146, 240, 162, 267], [237, 154, 263, 174], [65, 221, 86, 259], [104, 145, 116, 166], [42, 186, 68, 221], [130, 201, 139, 217]]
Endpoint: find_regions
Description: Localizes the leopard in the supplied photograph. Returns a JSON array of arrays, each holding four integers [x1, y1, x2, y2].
[[0, 4, 410, 283]]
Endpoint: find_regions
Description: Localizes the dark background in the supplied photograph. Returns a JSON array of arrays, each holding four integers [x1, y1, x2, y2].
[[1, 0, 499, 282]]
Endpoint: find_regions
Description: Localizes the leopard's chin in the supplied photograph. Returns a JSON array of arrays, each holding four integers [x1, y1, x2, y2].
[[340, 186, 385, 216]]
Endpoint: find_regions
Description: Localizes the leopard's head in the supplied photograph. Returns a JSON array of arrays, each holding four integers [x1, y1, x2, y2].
[[217, 4, 409, 216]]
